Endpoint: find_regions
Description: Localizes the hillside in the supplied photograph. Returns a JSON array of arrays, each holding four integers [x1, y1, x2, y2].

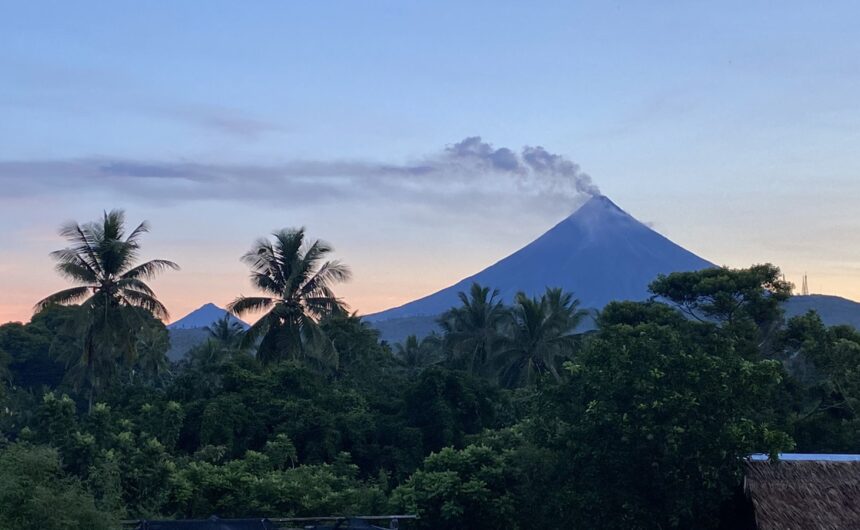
[[784, 294, 860, 329], [370, 295, 860, 344]]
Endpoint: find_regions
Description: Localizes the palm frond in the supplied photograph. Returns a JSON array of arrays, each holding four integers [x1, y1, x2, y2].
[[228, 296, 275, 316], [300, 260, 352, 297], [116, 277, 156, 296], [249, 271, 284, 297], [57, 222, 105, 277], [298, 238, 333, 281], [54, 260, 99, 283], [304, 296, 347, 319], [121, 259, 180, 280], [34, 286, 93, 312], [125, 219, 150, 244], [272, 228, 305, 265], [119, 289, 170, 319], [240, 238, 276, 270]]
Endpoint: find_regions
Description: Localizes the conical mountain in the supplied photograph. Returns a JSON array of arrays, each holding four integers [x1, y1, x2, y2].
[[168, 303, 249, 330], [368, 195, 715, 322]]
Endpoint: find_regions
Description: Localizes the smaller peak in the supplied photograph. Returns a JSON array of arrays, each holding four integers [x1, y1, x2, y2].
[[168, 302, 249, 330]]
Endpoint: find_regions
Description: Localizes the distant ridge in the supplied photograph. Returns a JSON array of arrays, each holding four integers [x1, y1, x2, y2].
[[168, 303, 249, 330], [785, 294, 860, 329], [367, 194, 716, 323]]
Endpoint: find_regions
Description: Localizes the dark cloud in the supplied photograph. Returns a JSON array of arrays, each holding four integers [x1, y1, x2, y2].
[[100, 161, 200, 180], [0, 137, 598, 213]]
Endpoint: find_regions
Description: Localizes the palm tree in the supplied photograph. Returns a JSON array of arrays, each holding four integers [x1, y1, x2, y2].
[[228, 227, 351, 366], [186, 316, 248, 369], [394, 334, 443, 373], [135, 323, 171, 383], [35, 210, 178, 409], [204, 316, 246, 348], [438, 283, 509, 374], [493, 288, 587, 388], [395, 335, 423, 368]]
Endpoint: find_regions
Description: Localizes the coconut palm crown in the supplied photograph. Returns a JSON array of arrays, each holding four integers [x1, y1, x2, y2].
[[35, 210, 178, 408], [438, 283, 509, 374], [494, 287, 587, 387], [205, 316, 246, 348], [228, 227, 351, 366], [36, 210, 178, 319]]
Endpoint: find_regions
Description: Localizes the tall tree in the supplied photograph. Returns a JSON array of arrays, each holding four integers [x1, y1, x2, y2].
[[528, 300, 793, 530], [780, 312, 860, 452], [649, 264, 793, 358], [228, 227, 351, 366], [493, 288, 586, 387], [438, 283, 509, 374], [35, 210, 178, 409], [649, 264, 792, 326], [134, 320, 171, 383]]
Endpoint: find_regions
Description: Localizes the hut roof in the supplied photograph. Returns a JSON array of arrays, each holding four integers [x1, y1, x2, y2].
[[745, 457, 860, 530]]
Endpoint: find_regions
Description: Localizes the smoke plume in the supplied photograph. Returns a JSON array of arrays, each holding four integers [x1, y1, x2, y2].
[[0, 137, 599, 212]]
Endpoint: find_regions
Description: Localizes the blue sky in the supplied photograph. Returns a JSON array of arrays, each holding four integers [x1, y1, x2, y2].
[[2, 1, 859, 322]]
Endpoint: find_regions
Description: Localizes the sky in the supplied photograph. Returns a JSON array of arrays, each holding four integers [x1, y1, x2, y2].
[[1, 1, 859, 324]]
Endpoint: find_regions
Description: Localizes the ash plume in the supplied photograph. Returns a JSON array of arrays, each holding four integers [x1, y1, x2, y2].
[[0, 137, 599, 212]]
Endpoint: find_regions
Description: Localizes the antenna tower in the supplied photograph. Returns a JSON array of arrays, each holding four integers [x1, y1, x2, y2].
[[801, 274, 809, 296]]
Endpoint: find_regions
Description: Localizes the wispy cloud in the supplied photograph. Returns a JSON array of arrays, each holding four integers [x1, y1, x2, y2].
[[0, 137, 598, 214], [160, 104, 282, 139], [2, 61, 280, 140]]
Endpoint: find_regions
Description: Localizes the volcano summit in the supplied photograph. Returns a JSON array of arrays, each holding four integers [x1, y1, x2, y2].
[[368, 195, 716, 324]]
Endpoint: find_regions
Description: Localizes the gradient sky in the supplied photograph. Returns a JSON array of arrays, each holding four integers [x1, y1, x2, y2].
[[2, 1, 859, 324]]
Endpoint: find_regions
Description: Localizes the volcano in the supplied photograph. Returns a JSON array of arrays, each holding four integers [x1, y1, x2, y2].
[[168, 303, 249, 330], [166, 303, 250, 361], [368, 195, 716, 324]]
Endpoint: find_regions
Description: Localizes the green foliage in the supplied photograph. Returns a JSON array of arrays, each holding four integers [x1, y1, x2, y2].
[[404, 367, 508, 455], [438, 283, 509, 374], [0, 306, 71, 389], [650, 264, 792, 358], [205, 316, 246, 348], [391, 445, 517, 530], [6, 248, 860, 530], [649, 264, 792, 325], [321, 312, 395, 380], [394, 334, 443, 374], [527, 301, 793, 529], [779, 311, 860, 451], [135, 323, 172, 382], [494, 288, 586, 387], [168, 451, 386, 518], [0, 443, 116, 530]]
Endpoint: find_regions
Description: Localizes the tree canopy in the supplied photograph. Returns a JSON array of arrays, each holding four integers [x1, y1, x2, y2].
[[2, 219, 857, 530]]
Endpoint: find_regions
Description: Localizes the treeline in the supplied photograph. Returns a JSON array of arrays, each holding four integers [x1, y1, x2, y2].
[[1, 211, 860, 530]]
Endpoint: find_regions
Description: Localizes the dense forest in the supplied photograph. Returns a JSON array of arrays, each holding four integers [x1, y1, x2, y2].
[[2, 210, 859, 530]]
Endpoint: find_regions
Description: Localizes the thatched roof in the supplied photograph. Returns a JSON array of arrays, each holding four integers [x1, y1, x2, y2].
[[745, 458, 860, 530]]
